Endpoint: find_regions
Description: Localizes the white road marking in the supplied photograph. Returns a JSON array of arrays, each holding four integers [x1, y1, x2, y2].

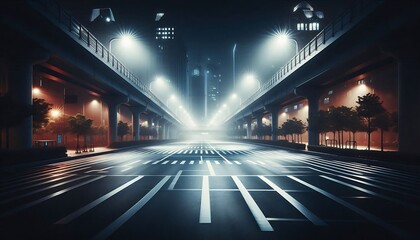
[[259, 176, 326, 226], [234, 161, 242, 165], [168, 171, 182, 190], [189, 161, 194, 165], [232, 176, 273, 231], [143, 160, 152, 165], [0, 176, 104, 219], [121, 167, 132, 172], [180, 161, 186, 165], [93, 176, 170, 240], [56, 176, 143, 224], [162, 161, 169, 165], [121, 160, 141, 167], [257, 161, 266, 165], [199, 176, 211, 223], [206, 161, 216, 176], [215, 161, 220, 165], [288, 175, 410, 239], [171, 161, 178, 165]]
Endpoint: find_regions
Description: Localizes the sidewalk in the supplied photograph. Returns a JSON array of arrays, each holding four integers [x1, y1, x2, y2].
[[66, 147, 116, 158]]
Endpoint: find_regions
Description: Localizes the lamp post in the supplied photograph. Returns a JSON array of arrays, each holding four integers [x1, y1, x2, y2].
[[275, 33, 299, 55], [245, 73, 261, 91], [108, 33, 136, 53], [231, 93, 242, 106], [233, 43, 237, 88]]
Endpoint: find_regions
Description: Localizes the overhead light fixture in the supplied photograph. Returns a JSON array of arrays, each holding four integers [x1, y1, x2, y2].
[[90, 8, 115, 22], [155, 13, 165, 22]]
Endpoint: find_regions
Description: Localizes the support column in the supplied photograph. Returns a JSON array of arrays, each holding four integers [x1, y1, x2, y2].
[[128, 106, 143, 141], [245, 117, 252, 139], [153, 116, 162, 140], [295, 87, 322, 146], [8, 49, 49, 150], [267, 105, 280, 141], [147, 115, 154, 140], [398, 56, 420, 154], [238, 120, 244, 139], [255, 112, 264, 140], [103, 95, 127, 146]]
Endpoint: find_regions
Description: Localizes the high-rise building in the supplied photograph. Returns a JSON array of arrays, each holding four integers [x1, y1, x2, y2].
[[205, 58, 222, 117], [154, 13, 188, 99], [190, 64, 205, 122], [290, 1, 324, 46]]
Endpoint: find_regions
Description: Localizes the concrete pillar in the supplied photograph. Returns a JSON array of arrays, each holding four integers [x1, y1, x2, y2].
[[398, 56, 420, 154], [238, 120, 244, 139], [8, 49, 49, 150], [153, 116, 161, 140], [295, 87, 321, 146], [255, 112, 264, 140], [267, 105, 280, 141], [129, 107, 143, 141], [103, 95, 127, 146], [147, 115, 154, 140], [246, 117, 252, 139]]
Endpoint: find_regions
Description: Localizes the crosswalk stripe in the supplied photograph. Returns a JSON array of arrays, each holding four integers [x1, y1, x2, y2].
[[189, 161, 194, 164], [162, 161, 169, 165], [215, 161, 220, 165], [171, 161, 178, 165], [180, 161, 186, 165], [234, 161, 242, 165]]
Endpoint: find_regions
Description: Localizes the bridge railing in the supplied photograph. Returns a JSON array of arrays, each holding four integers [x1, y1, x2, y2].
[[228, 0, 380, 121], [30, 0, 179, 122]]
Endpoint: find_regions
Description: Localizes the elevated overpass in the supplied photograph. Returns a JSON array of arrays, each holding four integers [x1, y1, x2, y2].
[[224, 0, 420, 155], [1, 0, 181, 149]]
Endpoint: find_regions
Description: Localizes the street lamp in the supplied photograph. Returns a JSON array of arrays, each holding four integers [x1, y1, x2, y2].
[[231, 93, 242, 105], [166, 94, 176, 106], [108, 33, 136, 53], [244, 73, 261, 91], [275, 33, 299, 55], [149, 76, 168, 92], [233, 43, 237, 88]]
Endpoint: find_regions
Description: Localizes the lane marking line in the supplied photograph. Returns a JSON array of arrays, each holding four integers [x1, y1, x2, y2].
[[55, 176, 143, 224], [168, 171, 182, 190], [259, 176, 326, 226], [206, 161, 216, 176], [232, 176, 273, 232], [93, 176, 170, 240], [288, 175, 411, 239], [199, 176, 211, 223]]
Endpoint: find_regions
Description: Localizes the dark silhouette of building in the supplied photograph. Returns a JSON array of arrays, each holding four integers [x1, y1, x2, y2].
[[205, 58, 222, 117], [154, 13, 188, 99], [290, 1, 324, 46], [190, 64, 205, 122]]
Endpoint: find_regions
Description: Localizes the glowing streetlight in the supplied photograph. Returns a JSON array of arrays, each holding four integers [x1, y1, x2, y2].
[[108, 32, 136, 53], [274, 32, 299, 55], [149, 76, 169, 92], [231, 93, 242, 105], [50, 109, 62, 119], [32, 88, 41, 95], [166, 94, 176, 106], [244, 73, 261, 90]]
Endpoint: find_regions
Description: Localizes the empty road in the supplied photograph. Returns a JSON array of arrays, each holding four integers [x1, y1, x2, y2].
[[1, 141, 419, 239]]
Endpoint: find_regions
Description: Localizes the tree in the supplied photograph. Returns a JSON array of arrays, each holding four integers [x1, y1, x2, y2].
[[33, 98, 52, 132], [372, 111, 394, 151], [312, 110, 331, 146], [68, 114, 93, 153], [279, 118, 306, 143], [48, 114, 71, 144], [356, 93, 385, 150], [117, 121, 130, 141]]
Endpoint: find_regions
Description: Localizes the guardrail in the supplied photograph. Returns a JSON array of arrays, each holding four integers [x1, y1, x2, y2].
[[227, 0, 381, 122], [30, 0, 179, 123]]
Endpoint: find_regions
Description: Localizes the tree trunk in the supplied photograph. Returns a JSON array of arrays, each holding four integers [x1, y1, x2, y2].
[[76, 134, 80, 153], [381, 129, 384, 152], [367, 118, 371, 150]]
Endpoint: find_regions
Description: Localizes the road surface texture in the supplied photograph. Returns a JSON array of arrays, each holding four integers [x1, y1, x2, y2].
[[1, 141, 419, 239]]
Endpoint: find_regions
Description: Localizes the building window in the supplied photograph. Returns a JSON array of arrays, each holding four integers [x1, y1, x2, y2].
[[328, 90, 333, 95], [284, 107, 289, 113], [324, 97, 330, 104], [294, 105, 298, 110], [357, 79, 365, 85]]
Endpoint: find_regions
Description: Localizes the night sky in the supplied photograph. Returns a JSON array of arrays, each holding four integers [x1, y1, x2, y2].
[[57, 0, 354, 89]]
